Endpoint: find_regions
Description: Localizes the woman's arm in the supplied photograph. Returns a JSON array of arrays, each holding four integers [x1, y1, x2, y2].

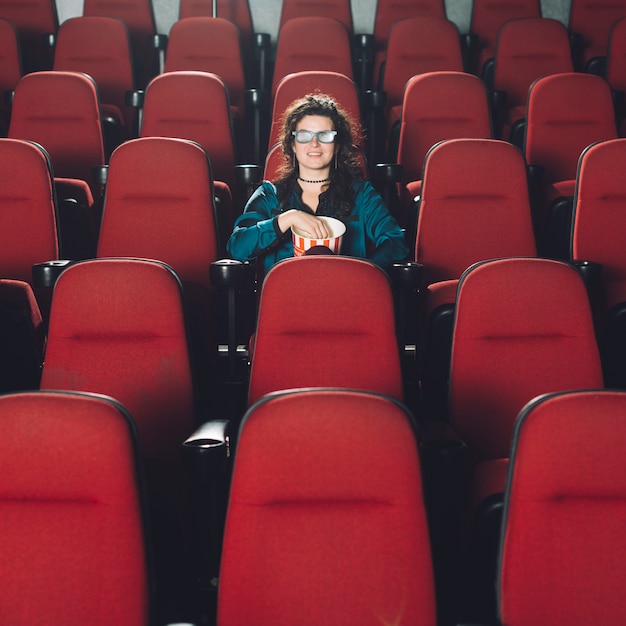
[[357, 180, 410, 266], [226, 182, 288, 261]]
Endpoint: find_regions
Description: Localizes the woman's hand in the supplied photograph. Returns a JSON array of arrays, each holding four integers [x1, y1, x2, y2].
[[277, 210, 331, 238]]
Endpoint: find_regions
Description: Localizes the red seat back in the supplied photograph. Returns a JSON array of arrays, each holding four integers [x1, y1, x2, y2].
[[271, 16, 354, 97], [40, 258, 196, 495], [218, 388, 437, 626], [53, 16, 136, 136], [248, 256, 403, 404], [524, 72, 617, 186], [450, 257, 603, 466], [0, 390, 151, 625], [499, 389, 626, 625]]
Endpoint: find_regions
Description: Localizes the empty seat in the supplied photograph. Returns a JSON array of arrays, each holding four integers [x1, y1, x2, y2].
[[139, 70, 238, 242], [82, 0, 162, 88], [164, 17, 249, 151], [0, 0, 57, 72], [415, 139, 537, 416], [0, 390, 151, 625], [450, 257, 603, 497], [0, 18, 22, 134], [466, 0, 541, 76], [247, 256, 403, 405], [498, 389, 626, 626], [606, 16, 626, 136], [97, 137, 220, 408], [568, 0, 626, 70], [279, 0, 353, 34], [491, 17, 573, 144], [271, 17, 355, 98], [53, 16, 136, 145], [40, 258, 197, 494], [8, 70, 106, 259], [217, 387, 437, 626], [392, 71, 493, 228], [571, 138, 626, 387], [449, 256, 604, 620], [0, 138, 59, 285], [178, 0, 265, 89], [369, 0, 447, 90], [524, 72, 617, 258], [378, 16, 464, 155]]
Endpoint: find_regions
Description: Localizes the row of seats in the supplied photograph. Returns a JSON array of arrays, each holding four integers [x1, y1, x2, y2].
[[1, 63, 621, 262], [4, 5, 626, 168], [1, 252, 623, 625], [4, 131, 626, 400]]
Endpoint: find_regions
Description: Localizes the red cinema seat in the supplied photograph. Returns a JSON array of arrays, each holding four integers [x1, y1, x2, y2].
[[217, 387, 437, 626], [247, 256, 403, 405], [0, 390, 152, 625], [498, 389, 626, 626]]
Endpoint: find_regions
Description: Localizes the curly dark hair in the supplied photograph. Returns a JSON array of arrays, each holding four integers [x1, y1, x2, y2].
[[275, 93, 363, 217]]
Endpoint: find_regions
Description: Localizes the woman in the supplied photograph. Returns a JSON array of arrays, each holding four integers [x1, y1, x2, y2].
[[226, 94, 409, 276]]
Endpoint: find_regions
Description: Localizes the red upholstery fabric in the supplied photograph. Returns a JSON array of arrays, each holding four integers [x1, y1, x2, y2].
[[416, 138, 536, 288], [449, 259, 604, 517], [492, 17, 573, 140], [396, 72, 492, 225], [0, 138, 59, 284], [271, 17, 354, 97], [178, 0, 256, 88], [381, 17, 464, 135], [0, 390, 150, 625], [279, 0, 353, 32], [8, 71, 105, 203], [53, 16, 136, 137], [524, 72, 617, 208], [0, 18, 22, 131], [140, 71, 238, 195], [468, 0, 541, 74], [247, 256, 403, 404], [499, 390, 626, 625], [606, 17, 626, 136], [98, 137, 219, 290], [568, 0, 626, 68], [83, 0, 158, 87], [39, 258, 196, 495], [371, 0, 446, 88], [572, 138, 626, 312], [164, 17, 247, 126], [0, 0, 57, 71], [218, 388, 437, 626], [269, 70, 364, 151], [450, 258, 603, 466]]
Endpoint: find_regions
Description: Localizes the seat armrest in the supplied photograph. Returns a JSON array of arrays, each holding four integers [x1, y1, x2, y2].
[[32, 260, 75, 289], [252, 32, 272, 92], [353, 33, 374, 91]]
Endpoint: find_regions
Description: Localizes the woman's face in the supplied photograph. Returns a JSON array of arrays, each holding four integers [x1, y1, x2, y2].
[[292, 115, 337, 176]]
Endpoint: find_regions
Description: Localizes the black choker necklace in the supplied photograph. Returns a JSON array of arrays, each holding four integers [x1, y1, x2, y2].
[[298, 176, 331, 184]]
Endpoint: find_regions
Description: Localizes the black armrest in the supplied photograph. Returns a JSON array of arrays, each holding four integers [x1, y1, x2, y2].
[[363, 89, 387, 174], [210, 259, 257, 383], [182, 419, 232, 592], [387, 260, 424, 363], [32, 260, 75, 289], [150, 33, 168, 74], [252, 32, 271, 92], [235, 163, 263, 206], [571, 260, 602, 290], [125, 89, 145, 138], [489, 89, 507, 140], [245, 87, 269, 165], [353, 33, 374, 91]]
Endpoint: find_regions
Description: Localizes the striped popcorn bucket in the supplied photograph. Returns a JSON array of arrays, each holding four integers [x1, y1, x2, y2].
[[291, 216, 346, 257]]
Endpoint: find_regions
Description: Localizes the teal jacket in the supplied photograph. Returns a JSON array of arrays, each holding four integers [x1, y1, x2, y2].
[[227, 179, 409, 277]]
